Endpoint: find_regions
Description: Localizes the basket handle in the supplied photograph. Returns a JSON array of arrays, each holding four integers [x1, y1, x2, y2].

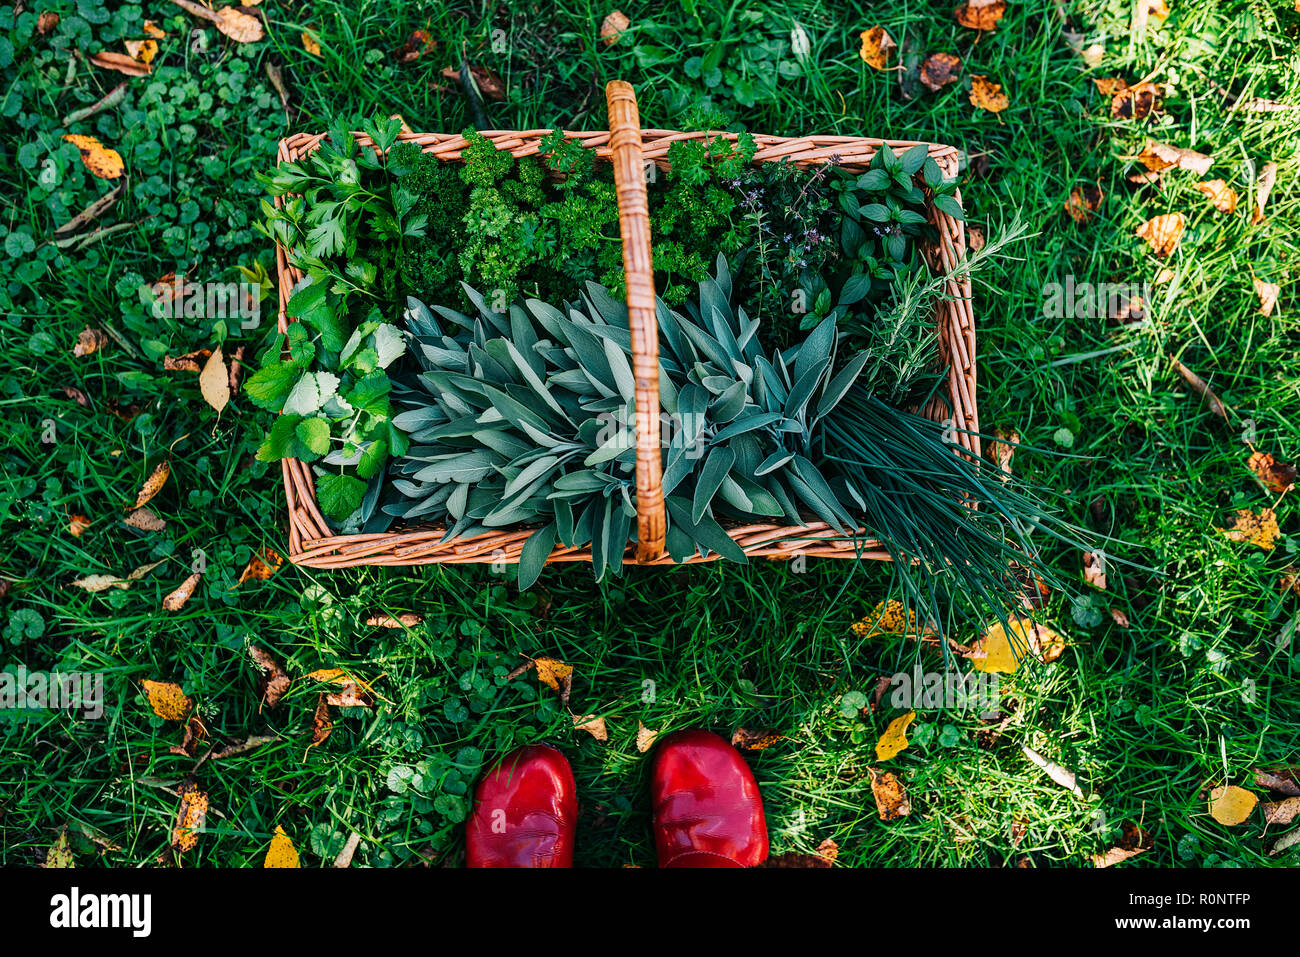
[[606, 81, 666, 561]]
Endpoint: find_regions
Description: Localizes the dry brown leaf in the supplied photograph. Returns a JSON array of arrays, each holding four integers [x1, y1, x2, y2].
[[142, 679, 192, 720], [69, 513, 91, 538], [954, 0, 1006, 30], [56, 179, 126, 234], [1253, 275, 1280, 318], [333, 831, 363, 868], [967, 226, 985, 251], [169, 716, 208, 757], [858, 26, 897, 70], [62, 385, 92, 408], [88, 50, 151, 77], [1112, 81, 1159, 120], [969, 75, 1009, 113], [1138, 141, 1212, 175], [365, 612, 422, 628], [868, 767, 912, 820], [1221, 508, 1280, 550], [310, 694, 333, 747], [73, 326, 109, 357], [574, 714, 609, 741], [1110, 608, 1131, 628], [199, 346, 230, 413], [1193, 179, 1238, 214], [919, 52, 961, 92], [1209, 784, 1258, 825], [396, 29, 435, 62], [236, 546, 283, 584], [163, 349, 211, 373], [301, 30, 321, 56], [38, 11, 60, 34], [730, 727, 783, 752], [1261, 797, 1300, 825], [130, 460, 170, 510], [209, 734, 276, 760], [1092, 820, 1153, 867], [1093, 76, 1128, 97], [1249, 452, 1297, 492], [761, 838, 839, 868], [1254, 768, 1300, 796], [1232, 98, 1300, 114], [1253, 161, 1276, 225], [162, 572, 201, 611], [1082, 551, 1107, 590], [635, 721, 658, 753], [1136, 212, 1184, 256], [69, 573, 127, 593], [325, 680, 375, 709], [214, 7, 264, 43], [248, 645, 291, 709], [986, 427, 1018, 482], [125, 507, 167, 532], [600, 10, 630, 46], [125, 39, 158, 64], [172, 781, 208, 851], [533, 656, 573, 692], [440, 63, 506, 100], [1063, 183, 1103, 224], [1171, 357, 1228, 420]]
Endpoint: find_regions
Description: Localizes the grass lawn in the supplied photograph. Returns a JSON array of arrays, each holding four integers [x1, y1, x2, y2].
[[2, 0, 1299, 868]]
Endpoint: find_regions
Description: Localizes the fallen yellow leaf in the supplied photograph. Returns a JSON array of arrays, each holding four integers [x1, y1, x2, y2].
[[636, 720, 658, 753], [1221, 508, 1280, 550], [1193, 178, 1238, 214], [130, 460, 170, 510], [173, 781, 208, 852], [574, 714, 609, 741], [875, 711, 915, 761], [868, 767, 911, 820], [954, 0, 1006, 31], [301, 30, 321, 56], [1209, 785, 1258, 826], [534, 656, 573, 692], [264, 825, 301, 867]]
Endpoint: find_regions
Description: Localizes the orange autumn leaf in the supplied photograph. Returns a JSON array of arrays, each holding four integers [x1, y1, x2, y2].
[[162, 572, 201, 611], [1137, 141, 1212, 175], [969, 75, 1009, 113], [69, 513, 91, 538], [1064, 183, 1103, 224], [534, 656, 573, 692], [1193, 179, 1238, 214], [130, 460, 170, 510], [63, 134, 125, 179], [954, 0, 1006, 31], [142, 679, 192, 720], [730, 727, 784, 752], [1136, 213, 1185, 256], [301, 31, 321, 55], [1253, 275, 1280, 318], [1248, 452, 1296, 493], [858, 26, 897, 70], [143, 20, 167, 38], [868, 767, 911, 820], [173, 781, 208, 852], [309, 693, 333, 747], [125, 39, 158, 64], [600, 10, 630, 46], [236, 546, 283, 584], [1112, 81, 1159, 120]]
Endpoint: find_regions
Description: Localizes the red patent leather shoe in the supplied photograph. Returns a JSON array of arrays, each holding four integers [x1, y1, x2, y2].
[[650, 729, 769, 868], [466, 745, 576, 868]]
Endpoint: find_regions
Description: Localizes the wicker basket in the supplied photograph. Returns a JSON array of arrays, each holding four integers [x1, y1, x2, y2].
[[273, 81, 976, 570]]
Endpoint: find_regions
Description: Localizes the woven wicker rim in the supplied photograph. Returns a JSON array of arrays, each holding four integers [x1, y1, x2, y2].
[[273, 81, 976, 569]]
